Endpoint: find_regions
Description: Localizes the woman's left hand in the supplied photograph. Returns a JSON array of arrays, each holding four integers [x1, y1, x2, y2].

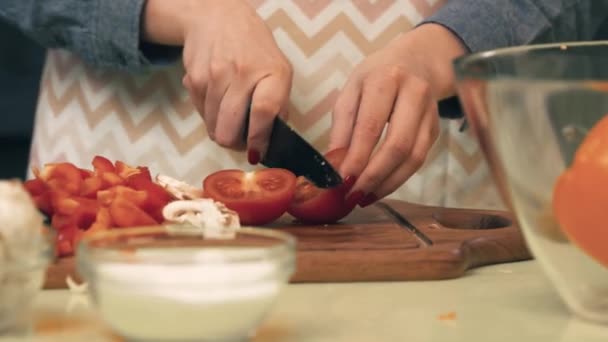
[[329, 24, 466, 207]]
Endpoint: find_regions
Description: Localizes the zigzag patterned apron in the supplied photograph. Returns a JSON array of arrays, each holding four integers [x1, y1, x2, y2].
[[28, 0, 505, 210]]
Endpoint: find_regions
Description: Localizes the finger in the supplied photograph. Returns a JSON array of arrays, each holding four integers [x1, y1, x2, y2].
[[328, 76, 362, 152], [183, 74, 213, 139], [204, 62, 232, 141], [350, 78, 430, 198], [278, 106, 289, 121], [247, 74, 291, 159], [213, 80, 254, 150], [366, 103, 440, 205], [339, 74, 399, 179]]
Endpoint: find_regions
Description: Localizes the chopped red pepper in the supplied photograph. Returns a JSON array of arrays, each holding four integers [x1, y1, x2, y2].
[[39, 163, 83, 195], [23, 178, 47, 197], [109, 198, 157, 228], [92, 155, 116, 174], [81, 176, 105, 198], [100, 172, 124, 187]]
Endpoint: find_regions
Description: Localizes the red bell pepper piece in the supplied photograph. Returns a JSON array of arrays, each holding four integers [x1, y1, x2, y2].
[[92, 155, 115, 174], [23, 178, 47, 197], [109, 198, 157, 228], [81, 176, 105, 198], [39, 163, 83, 195]]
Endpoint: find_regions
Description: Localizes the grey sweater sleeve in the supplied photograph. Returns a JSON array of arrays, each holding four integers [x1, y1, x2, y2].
[[420, 0, 608, 53], [0, 0, 181, 72]]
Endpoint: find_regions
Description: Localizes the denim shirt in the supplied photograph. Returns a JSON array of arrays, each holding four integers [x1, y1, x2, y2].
[[0, 0, 606, 72], [0, 0, 179, 72], [420, 0, 608, 53]]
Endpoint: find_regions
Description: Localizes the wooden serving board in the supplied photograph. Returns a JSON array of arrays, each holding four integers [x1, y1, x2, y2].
[[43, 200, 531, 288]]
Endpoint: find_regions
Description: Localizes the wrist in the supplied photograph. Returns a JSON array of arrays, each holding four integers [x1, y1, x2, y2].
[[142, 0, 199, 46], [395, 23, 467, 99]]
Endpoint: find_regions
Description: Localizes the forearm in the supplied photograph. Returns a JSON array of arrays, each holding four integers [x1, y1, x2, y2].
[[0, 0, 181, 72], [142, 0, 195, 46], [419, 0, 608, 53]]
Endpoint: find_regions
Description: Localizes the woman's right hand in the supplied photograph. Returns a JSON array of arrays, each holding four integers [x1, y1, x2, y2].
[[143, 0, 293, 164]]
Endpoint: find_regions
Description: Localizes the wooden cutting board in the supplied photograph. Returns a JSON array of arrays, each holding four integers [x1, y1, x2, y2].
[[43, 200, 531, 288]]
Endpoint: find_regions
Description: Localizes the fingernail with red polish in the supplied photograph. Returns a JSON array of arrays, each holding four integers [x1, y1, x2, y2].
[[345, 190, 365, 208], [359, 193, 378, 207], [341, 175, 357, 192], [248, 149, 260, 165]]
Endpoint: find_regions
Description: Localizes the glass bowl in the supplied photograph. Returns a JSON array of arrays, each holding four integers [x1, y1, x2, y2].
[[454, 41, 608, 324], [76, 225, 295, 341], [0, 227, 53, 333]]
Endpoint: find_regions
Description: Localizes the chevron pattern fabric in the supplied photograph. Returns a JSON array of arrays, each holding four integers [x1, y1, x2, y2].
[[28, 0, 505, 210]]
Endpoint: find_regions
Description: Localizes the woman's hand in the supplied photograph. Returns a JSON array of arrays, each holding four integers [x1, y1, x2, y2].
[[329, 24, 466, 207], [143, 0, 292, 163]]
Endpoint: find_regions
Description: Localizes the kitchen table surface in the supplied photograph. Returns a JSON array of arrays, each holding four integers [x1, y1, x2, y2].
[[4, 260, 608, 341]]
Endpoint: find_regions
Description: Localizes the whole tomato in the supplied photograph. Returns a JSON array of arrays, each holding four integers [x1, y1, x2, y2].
[[553, 114, 608, 268]]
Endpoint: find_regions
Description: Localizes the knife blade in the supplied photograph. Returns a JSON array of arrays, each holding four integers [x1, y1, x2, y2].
[[262, 118, 343, 188], [242, 113, 343, 188]]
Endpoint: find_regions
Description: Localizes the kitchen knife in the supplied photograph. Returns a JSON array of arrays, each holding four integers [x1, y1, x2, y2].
[[243, 115, 343, 188]]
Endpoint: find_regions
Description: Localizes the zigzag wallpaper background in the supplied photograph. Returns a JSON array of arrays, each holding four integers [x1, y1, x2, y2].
[[29, 0, 505, 210]]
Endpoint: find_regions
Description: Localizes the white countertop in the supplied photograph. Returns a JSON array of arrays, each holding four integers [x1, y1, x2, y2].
[[4, 260, 608, 341]]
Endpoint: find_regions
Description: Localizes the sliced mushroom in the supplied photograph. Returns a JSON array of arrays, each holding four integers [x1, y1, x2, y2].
[[156, 174, 204, 200], [162, 199, 240, 239]]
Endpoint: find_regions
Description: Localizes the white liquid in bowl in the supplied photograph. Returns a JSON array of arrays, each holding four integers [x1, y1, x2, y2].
[[89, 248, 289, 341]]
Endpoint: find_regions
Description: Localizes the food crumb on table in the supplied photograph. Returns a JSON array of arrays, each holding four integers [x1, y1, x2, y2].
[[437, 311, 457, 321]]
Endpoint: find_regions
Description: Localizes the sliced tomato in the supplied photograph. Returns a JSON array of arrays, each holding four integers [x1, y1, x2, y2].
[[109, 198, 158, 228], [287, 148, 355, 224], [203, 168, 296, 225], [92, 155, 115, 174]]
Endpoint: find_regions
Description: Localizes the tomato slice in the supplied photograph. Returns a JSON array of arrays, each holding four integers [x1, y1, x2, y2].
[[287, 148, 355, 224], [203, 168, 296, 225]]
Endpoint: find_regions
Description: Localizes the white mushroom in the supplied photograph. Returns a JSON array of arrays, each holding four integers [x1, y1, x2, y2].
[[0, 180, 45, 262], [155, 174, 204, 200], [162, 199, 240, 239]]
